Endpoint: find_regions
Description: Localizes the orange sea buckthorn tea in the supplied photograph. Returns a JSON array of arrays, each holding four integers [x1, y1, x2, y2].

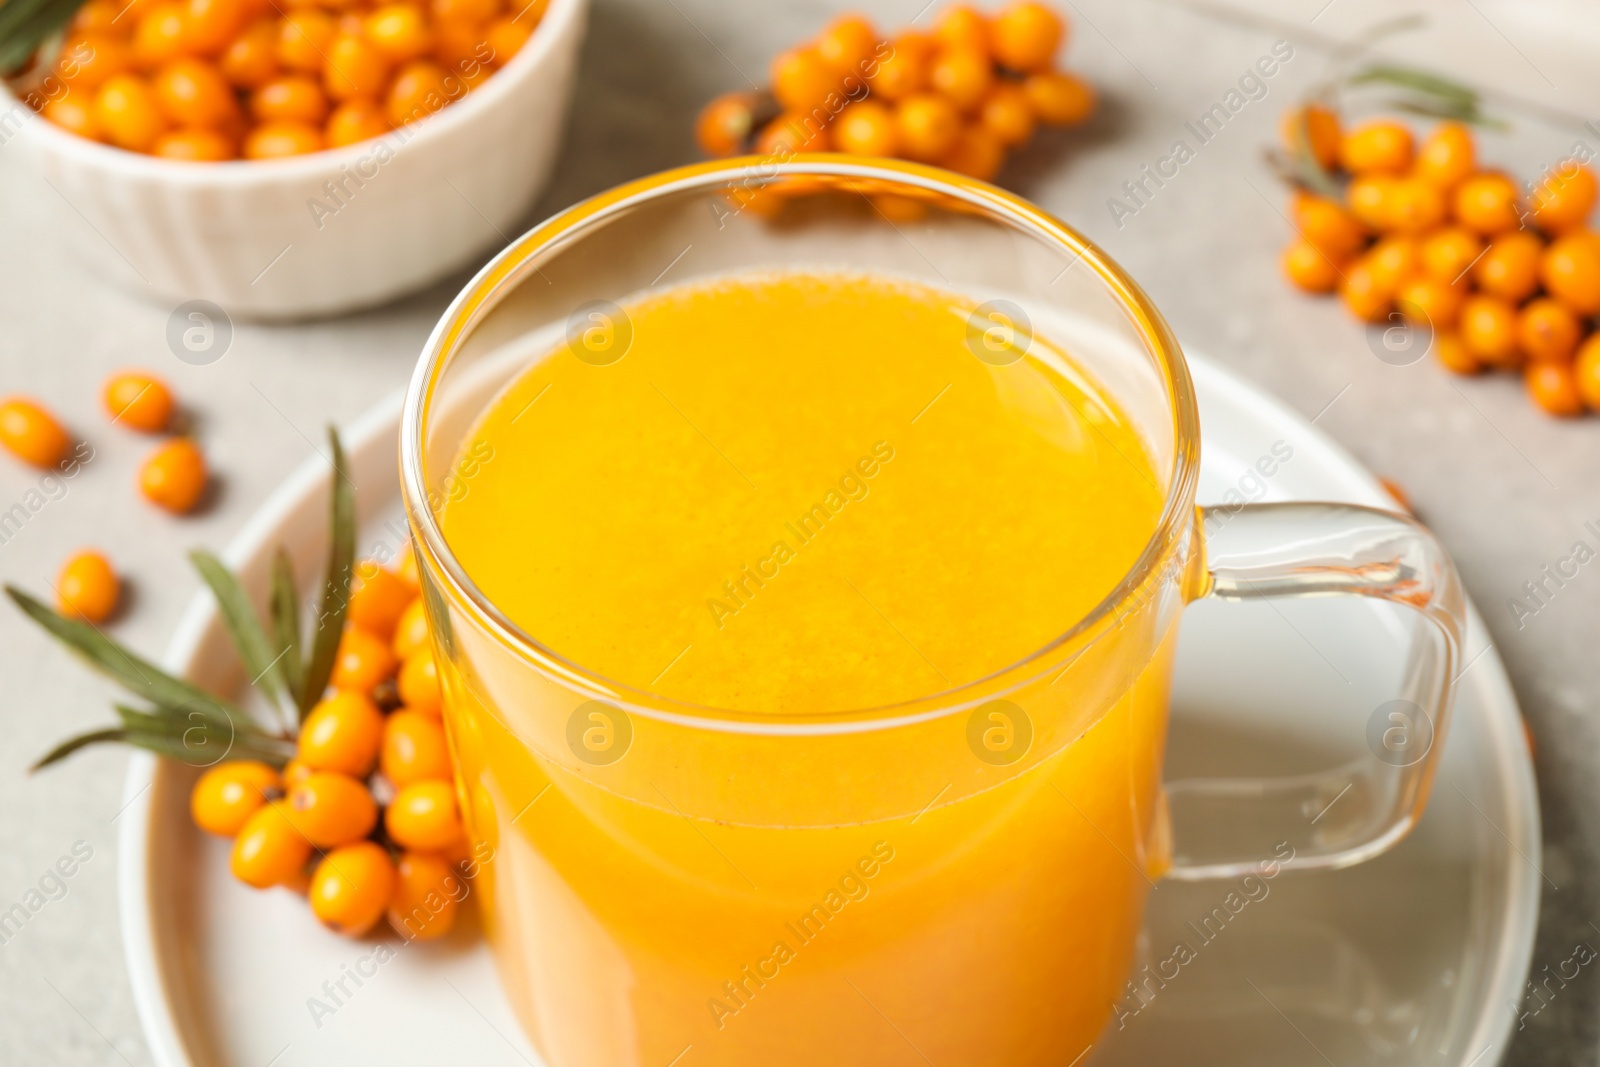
[[406, 160, 1467, 1067], [432, 272, 1174, 1065]]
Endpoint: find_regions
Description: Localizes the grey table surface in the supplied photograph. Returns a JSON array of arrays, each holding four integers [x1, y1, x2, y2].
[[0, 0, 1595, 1063]]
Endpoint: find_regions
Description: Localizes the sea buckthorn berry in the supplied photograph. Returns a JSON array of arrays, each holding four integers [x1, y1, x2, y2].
[[95, 74, 168, 151], [935, 5, 989, 56], [350, 562, 417, 640], [894, 93, 960, 162], [833, 99, 898, 157], [231, 800, 311, 888], [154, 127, 235, 159], [72, 1, 125, 35], [398, 648, 441, 715], [278, 10, 335, 72], [386, 59, 451, 125], [1473, 230, 1542, 302], [60, 34, 134, 91], [244, 119, 323, 157], [139, 438, 207, 512], [1292, 193, 1366, 258], [396, 544, 421, 587], [864, 33, 928, 101], [1459, 294, 1519, 367], [252, 73, 328, 123], [1516, 297, 1582, 363], [431, 18, 485, 70], [694, 91, 757, 157], [1419, 226, 1483, 284], [1453, 172, 1521, 235], [1280, 104, 1339, 170], [43, 97, 103, 140], [942, 124, 1004, 181], [324, 33, 390, 100], [298, 690, 384, 775], [1364, 235, 1419, 292], [332, 624, 399, 693], [770, 46, 839, 114], [1531, 163, 1599, 235], [1339, 120, 1413, 175], [431, 0, 499, 24], [191, 760, 281, 836], [309, 841, 395, 936], [1023, 70, 1093, 127], [392, 596, 429, 659], [1396, 276, 1464, 331], [1576, 335, 1600, 409], [387, 851, 460, 941], [57, 550, 120, 622], [1526, 361, 1584, 417], [133, 3, 190, 70], [1384, 177, 1446, 234], [1414, 121, 1475, 189], [288, 771, 378, 847], [185, 0, 246, 55], [1281, 240, 1343, 294], [325, 96, 389, 146], [979, 82, 1034, 147], [1434, 332, 1481, 376], [365, 3, 431, 61], [989, 1, 1063, 73], [386, 779, 464, 850], [1540, 231, 1600, 315], [282, 758, 315, 788], [929, 46, 992, 113], [0, 398, 70, 469], [817, 13, 877, 74], [1338, 258, 1393, 323], [222, 19, 279, 88], [754, 112, 830, 156], [381, 709, 452, 787], [483, 15, 529, 64], [1346, 174, 1394, 231], [153, 58, 240, 127]]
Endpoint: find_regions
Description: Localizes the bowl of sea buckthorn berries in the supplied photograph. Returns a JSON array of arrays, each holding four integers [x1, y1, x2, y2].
[[0, 0, 586, 317]]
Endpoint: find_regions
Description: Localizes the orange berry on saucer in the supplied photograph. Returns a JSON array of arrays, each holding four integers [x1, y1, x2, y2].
[[770, 46, 840, 114], [94, 74, 168, 151], [934, 5, 989, 56], [1384, 177, 1446, 234], [287, 771, 378, 847], [154, 127, 236, 159], [1458, 294, 1520, 367], [299, 691, 384, 776], [1526, 361, 1584, 417], [103, 370, 175, 432], [252, 74, 329, 124], [1395, 276, 1464, 331], [244, 119, 323, 157], [989, 1, 1064, 73], [979, 82, 1035, 148], [386, 779, 464, 851], [0, 397, 70, 469], [1414, 121, 1475, 189], [864, 33, 929, 101], [1540, 231, 1600, 315], [1453, 172, 1522, 235], [1515, 298, 1582, 363], [192, 760, 281, 836], [1339, 120, 1413, 175], [386, 60, 452, 125], [332, 624, 399, 693], [941, 124, 1005, 180], [1338, 258, 1393, 323], [139, 438, 207, 512], [398, 648, 441, 716], [349, 561, 415, 640], [221, 19, 279, 89], [310, 841, 395, 936], [43, 97, 104, 140], [1418, 226, 1483, 284], [1281, 240, 1343, 294], [1023, 70, 1093, 126], [392, 596, 431, 660], [432, 0, 500, 23], [381, 709, 452, 787], [484, 16, 530, 64], [1473, 230, 1543, 302], [1280, 104, 1339, 170], [388, 851, 460, 941], [1346, 174, 1395, 231], [929, 46, 992, 113], [153, 58, 240, 127], [324, 33, 391, 100], [56, 550, 120, 622], [1434, 332, 1481, 376], [278, 9, 336, 72], [231, 800, 311, 888], [833, 99, 898, 156], [895, 93, 961, 162], [325, 97, 390, 147], [1530, 163, 1598, 235], [694, 91, 758, 157], [282, 758, 316, 789], [1292, 193, 1367, 259], [132, 3, 190, 71], [815, 13, 878, 75], [60, 34, 134, 92], [184, 0, 247, 56], [754, 112, 831, 156]]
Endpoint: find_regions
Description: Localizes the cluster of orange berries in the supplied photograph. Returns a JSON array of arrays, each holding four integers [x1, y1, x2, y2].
[[695, 3, 1094, 185], [0, 374, 209, 623], [194, 552, 475, 938], [16, 0, 542, 160], [1279, 106, 1600, 417]]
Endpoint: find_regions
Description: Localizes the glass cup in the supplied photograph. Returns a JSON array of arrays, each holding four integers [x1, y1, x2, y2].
[[400, 157, 1465, 1067]]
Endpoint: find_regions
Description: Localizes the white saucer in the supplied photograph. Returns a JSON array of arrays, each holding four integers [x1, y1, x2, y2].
[[118, 355, 1539, 1067]]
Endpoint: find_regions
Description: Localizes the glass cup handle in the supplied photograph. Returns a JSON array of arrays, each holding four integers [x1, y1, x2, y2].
[[1162, 502, 1467, 881]]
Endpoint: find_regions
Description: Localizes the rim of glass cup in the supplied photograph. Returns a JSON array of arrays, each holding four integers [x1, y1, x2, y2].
[[400, 155, 1202, 733]]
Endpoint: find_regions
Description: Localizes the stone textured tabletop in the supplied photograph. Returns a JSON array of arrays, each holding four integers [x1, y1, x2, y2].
[[0, 0, 1594, 1063]]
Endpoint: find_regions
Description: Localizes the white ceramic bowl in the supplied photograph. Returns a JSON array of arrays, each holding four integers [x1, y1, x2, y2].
[[3, 0, 586, 320]]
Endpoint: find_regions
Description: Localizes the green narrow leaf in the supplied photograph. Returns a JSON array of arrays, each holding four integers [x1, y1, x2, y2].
[[1350, 64, 1478, 105], [114, 704, 292, 768], [269, 548, 304, 702], [0, 0, 86, 75], [298, 428, 355, 718], [30, 728, 127, 772], [5, 585, 257, 736], [189, 549, 289, 715]]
